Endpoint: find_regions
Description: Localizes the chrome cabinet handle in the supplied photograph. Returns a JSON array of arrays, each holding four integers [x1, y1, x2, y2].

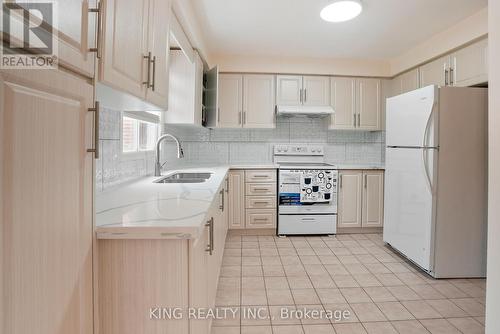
[[254, 218, 269, 222], [219, 190, 224, 211], [151, 55, 157, 91], [87, 101, 100, 159], [143, 52, 152, 88], [340, 175, 343, 188], [364, 174, 367, 189], [238, 111, 242, 125], [304, 89, 307, 103], [225, 178, 229, 193], [253, 175, 268, 178], [357, 114, 361, 128], [444, 66, 449, 86], [299, 89, 303, 104], [353, 114, 357, 127], [205, 218, 214, 255], [450, 68, 454, 86], [243, 111, 246, 125], [88, 1, 102, 59]]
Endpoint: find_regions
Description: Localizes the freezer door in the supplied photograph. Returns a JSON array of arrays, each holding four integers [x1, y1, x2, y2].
[[383, 147, 437, 271], [386, 85, 439, 148]]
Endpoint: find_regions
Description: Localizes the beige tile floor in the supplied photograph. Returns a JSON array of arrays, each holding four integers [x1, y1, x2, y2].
[[212, 233, 486, 334]]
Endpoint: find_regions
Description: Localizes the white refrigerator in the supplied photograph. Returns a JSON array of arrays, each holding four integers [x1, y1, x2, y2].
[[384, 85, 488, 278]]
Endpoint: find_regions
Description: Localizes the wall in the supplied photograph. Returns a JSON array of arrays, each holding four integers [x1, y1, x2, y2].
[[486, 2, 500, 333], [95, 107, 155, 192], [161, 117, 385, 169], [214, 54, 391, 77], [390, 8, 488, 75]]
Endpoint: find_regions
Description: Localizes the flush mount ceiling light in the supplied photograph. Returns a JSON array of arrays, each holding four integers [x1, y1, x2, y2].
[[320, 0, 363, 23]]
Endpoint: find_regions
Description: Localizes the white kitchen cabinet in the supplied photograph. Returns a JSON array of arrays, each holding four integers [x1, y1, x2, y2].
[[338, 170, 385, 230], [338, 171, 363, 228], [243, 74, 276, 128], [166, 50, 204, 126], [303, 76, 330, 106], [218, 74, 243, 128], [451, 38, 488, 87], [1, 69, 94, 334], [228, 170, 245, 229], [145, 0, 172, 107], [330, 77, 356, 129], [419, 55, 451, 87], [357, 78, 381, 130], [276, 75, 303, 105], [330, 77, 381, 131], [276, 75, 330, 106], [4, 0, 96, 77], [217, 74, 276, 129], [362, 171, 385, 227], [99, 0, 171, 109], [392, 68, 420, 96]]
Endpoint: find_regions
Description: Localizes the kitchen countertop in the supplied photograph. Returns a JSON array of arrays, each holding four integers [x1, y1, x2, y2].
[[95, 166, 230, 240], [335, 164, 385, 170]]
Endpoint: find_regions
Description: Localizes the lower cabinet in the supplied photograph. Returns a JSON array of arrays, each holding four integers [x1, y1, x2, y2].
[[97, 177, 228, 334], [338, 170, 384, 229], [228, 169, 277, 229]]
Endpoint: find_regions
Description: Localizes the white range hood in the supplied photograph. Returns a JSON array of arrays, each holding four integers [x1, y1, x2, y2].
[[276, 105, 334, 118]]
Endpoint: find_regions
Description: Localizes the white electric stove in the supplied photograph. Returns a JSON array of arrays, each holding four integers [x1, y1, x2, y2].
[[274, 144, 338, 235]]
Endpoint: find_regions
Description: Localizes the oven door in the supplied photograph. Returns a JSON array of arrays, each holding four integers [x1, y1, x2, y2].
[[278, 169, 336, 214]]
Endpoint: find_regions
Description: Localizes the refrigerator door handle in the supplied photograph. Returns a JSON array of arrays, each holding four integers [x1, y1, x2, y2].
[[423, 102, 438, 148], [422, 148, 434, 194]]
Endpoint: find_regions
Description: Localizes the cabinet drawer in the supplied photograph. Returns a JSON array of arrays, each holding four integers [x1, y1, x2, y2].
[[245, 170, 276, 183], [246, 209, 276, 228], [246, 196, 276, 209], [246, 183, 276, 196]]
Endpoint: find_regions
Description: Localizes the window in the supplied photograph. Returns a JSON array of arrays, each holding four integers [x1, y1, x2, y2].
[[122, 111, 160, 153]]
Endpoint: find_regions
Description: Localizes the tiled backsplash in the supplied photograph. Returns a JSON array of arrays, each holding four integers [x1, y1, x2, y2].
[[96, 109, 385, 191], [95, 107, 155, 192], [161, 117, 385, 168]]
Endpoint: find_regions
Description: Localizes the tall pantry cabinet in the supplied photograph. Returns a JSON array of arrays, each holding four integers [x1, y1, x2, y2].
[[1, 1, 98, 333]]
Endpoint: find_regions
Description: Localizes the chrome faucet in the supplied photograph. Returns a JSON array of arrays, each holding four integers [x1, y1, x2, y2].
[[154, 133, 184, 176]]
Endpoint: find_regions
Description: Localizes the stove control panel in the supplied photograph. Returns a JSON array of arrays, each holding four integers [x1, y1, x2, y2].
[[274, 144, 324, 155]]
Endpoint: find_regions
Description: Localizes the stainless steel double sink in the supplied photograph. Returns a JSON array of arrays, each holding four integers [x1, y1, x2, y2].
[[154, 172, 212, 184]]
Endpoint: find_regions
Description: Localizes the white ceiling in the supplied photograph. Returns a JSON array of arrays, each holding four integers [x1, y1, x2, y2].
[[191, 0, 487, 59]]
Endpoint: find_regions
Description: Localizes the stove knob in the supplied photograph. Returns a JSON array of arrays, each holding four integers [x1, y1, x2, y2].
[[326, 183, 332, 189], [318, 172, 324, 178]]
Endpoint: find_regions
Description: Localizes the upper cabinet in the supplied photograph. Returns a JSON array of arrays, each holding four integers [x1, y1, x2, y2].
[[420, 55, 450, 87], [276, 75, 303, 105], [396, 38, 488, 93], [218, 74, 243, 128], [357, 78, 381, 130], [99, 0, 172, 109], [215, 74, 276, 129], [392, 69, 420, 96], [165, 50, 204, 126], [330, 77, 356, 130], [451, 38, 488, 87], [243, 75, 276, 128], [276, 75, 330, 106], [330, 77, 381, 131]]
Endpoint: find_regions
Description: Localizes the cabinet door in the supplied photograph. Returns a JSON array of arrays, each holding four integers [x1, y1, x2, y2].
[[1, 69, 94, 334], [56, 0, 96, 77], [228, 171, 245, 229], [145, 0, 172, 109], [243, 74, 276, 128], [303, 76, 330, 106], [338, 171, 363, 228], [419, 55, 450, 87], [218, 74, 243, 128], [397, 69, 420, 94], [362, 171, 385, 227], [452, 39, 488, 87], [330, 77, 356, 129], [357, 78, 381, 130], [189, 227, 210, 334], [276, 75, 302, 105], [100, 0, 149, 99]]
